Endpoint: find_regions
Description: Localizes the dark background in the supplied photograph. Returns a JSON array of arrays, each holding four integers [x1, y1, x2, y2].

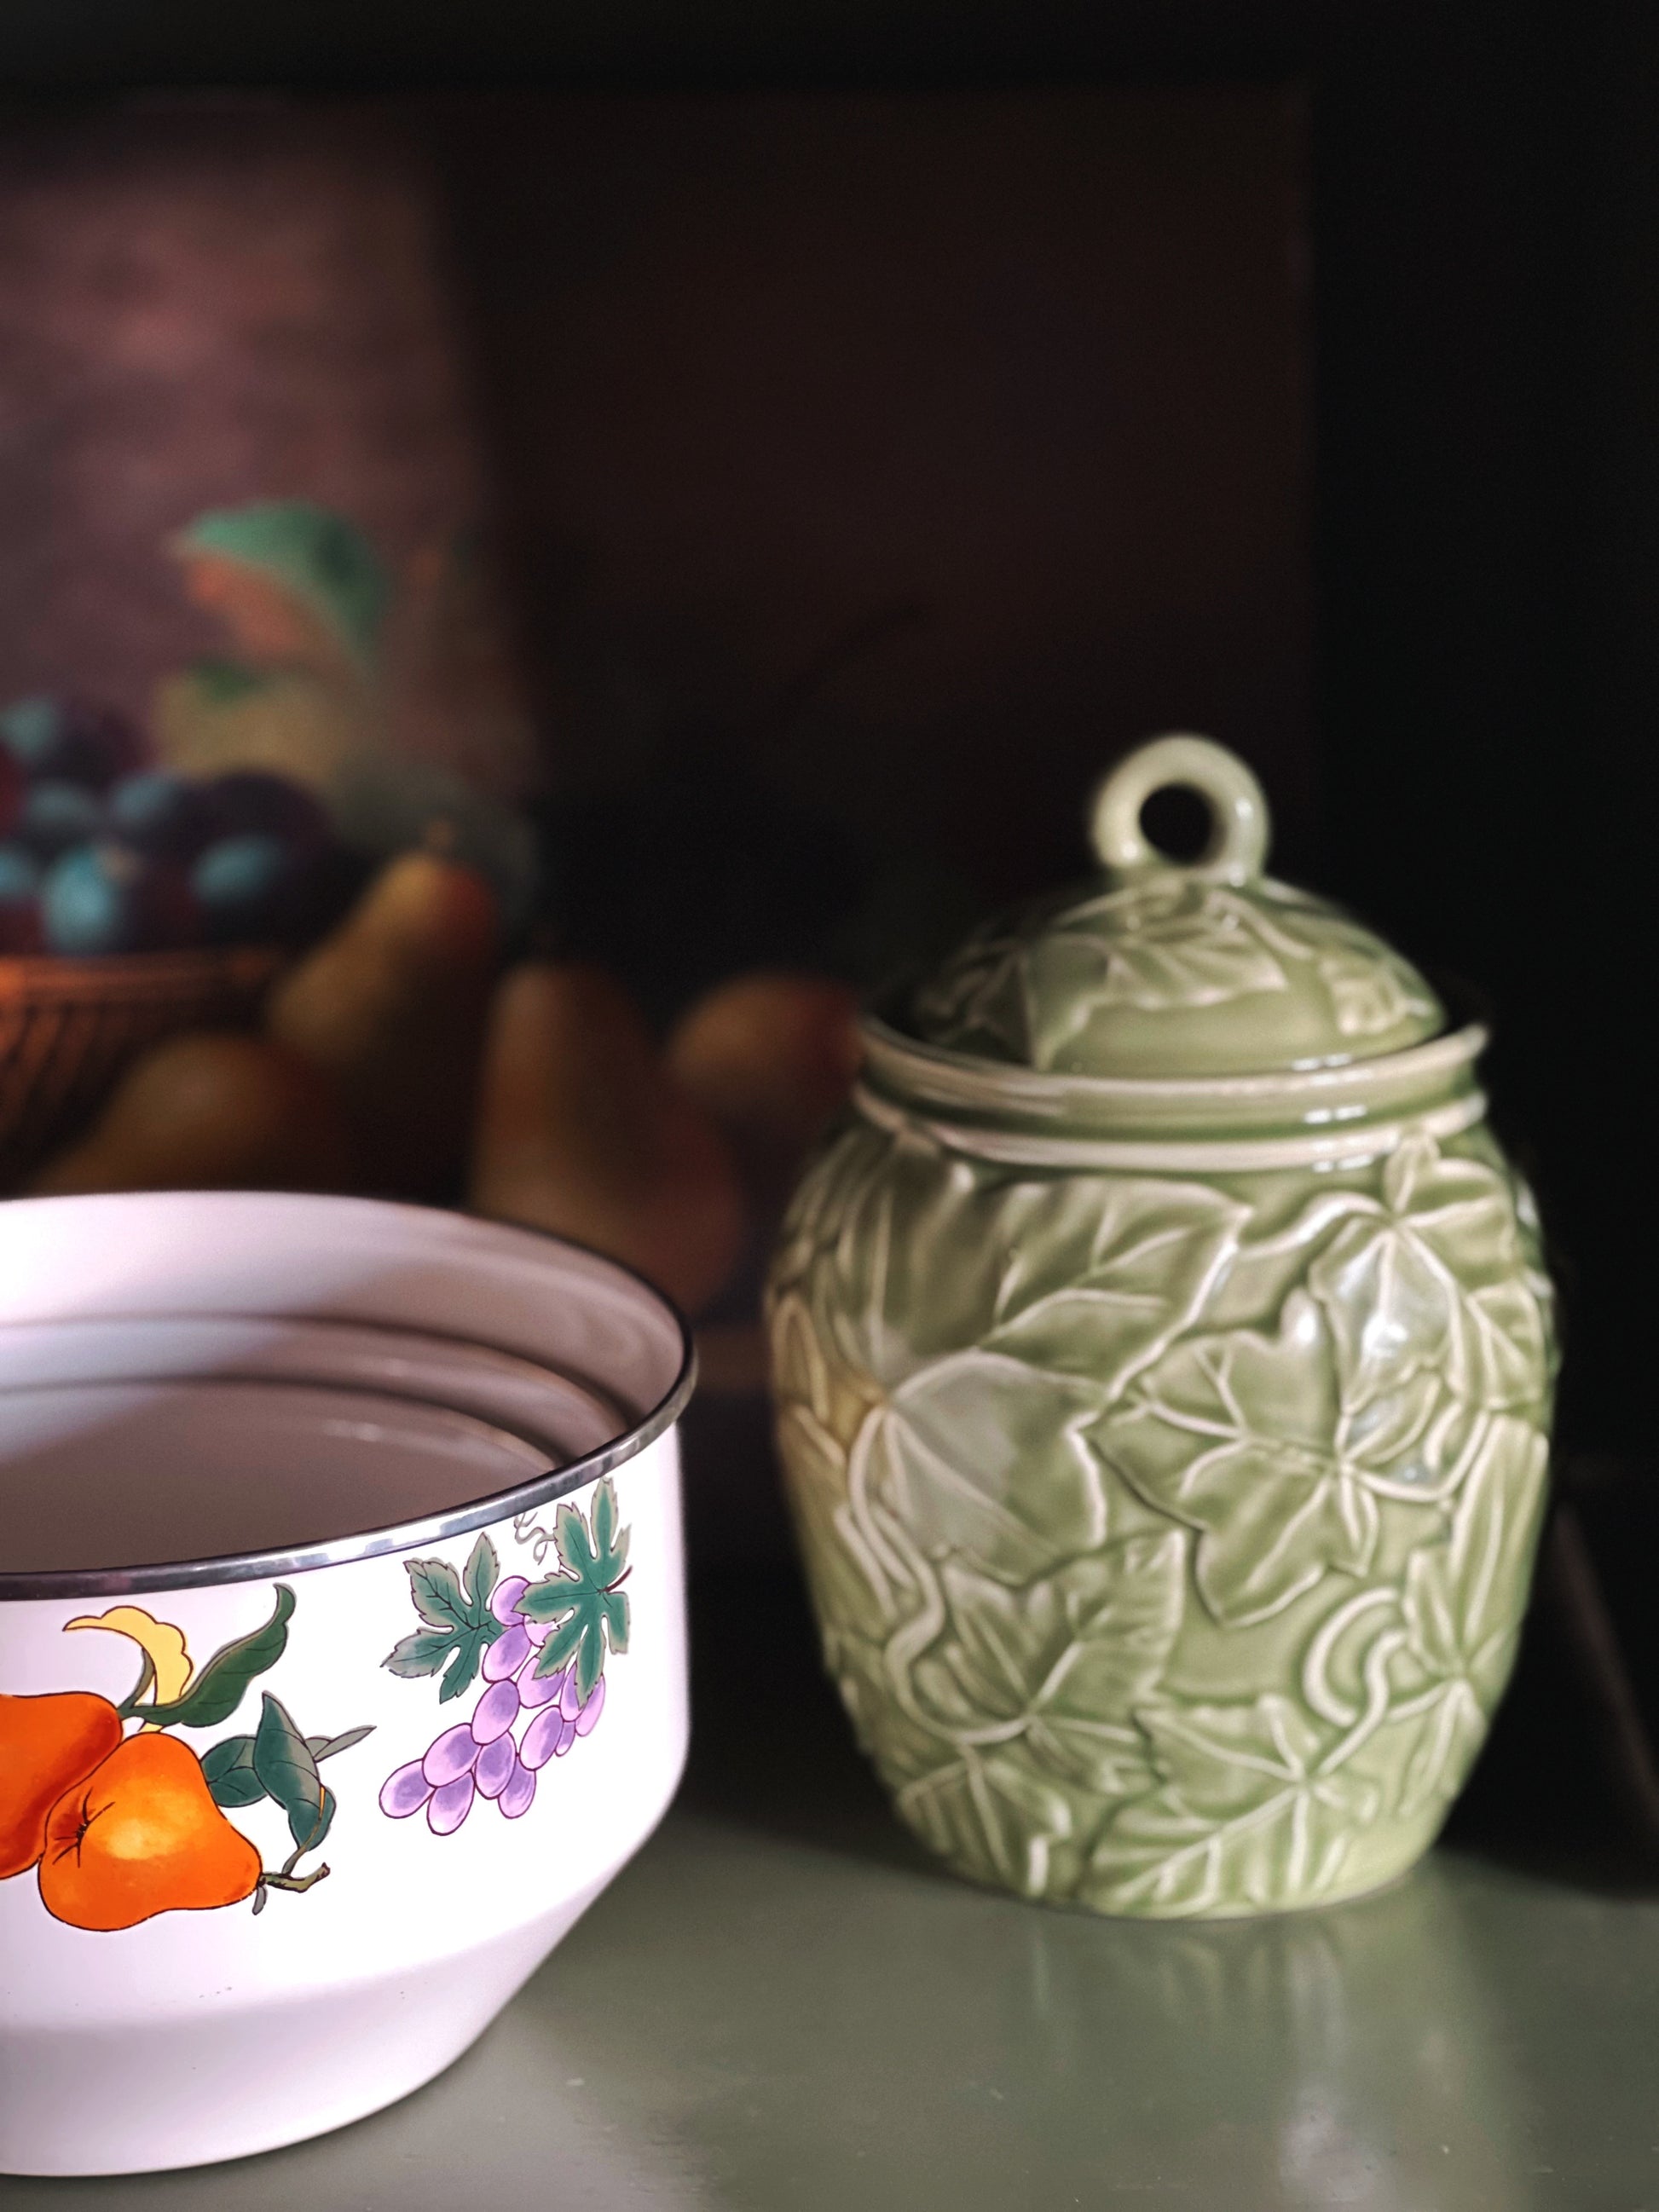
[[1, 3, 1652, 1552]]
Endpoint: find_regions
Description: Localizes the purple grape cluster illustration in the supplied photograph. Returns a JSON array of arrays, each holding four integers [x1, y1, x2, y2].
[[378, 1480, 629, 1837]]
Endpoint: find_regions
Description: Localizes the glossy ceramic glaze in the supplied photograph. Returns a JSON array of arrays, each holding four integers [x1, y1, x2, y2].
[[0, 1193, 692, 2177], [768, 736, 1556, 1919]]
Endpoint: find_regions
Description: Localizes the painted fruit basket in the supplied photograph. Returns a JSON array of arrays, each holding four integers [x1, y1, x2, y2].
[[766, 734, 1558, 1919], [0, 946, 279, 1190]]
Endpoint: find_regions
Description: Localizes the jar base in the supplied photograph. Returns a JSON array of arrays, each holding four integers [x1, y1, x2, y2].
[[900, 1807, 1449, 1924]]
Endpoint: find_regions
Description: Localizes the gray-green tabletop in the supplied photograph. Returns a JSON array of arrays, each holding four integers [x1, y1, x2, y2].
[[8, 1557, 1659, 2212]]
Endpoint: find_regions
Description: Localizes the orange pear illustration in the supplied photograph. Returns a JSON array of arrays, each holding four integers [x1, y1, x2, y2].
[[39, 1733, 262, 1932], [0, 1691, 124, 1881]]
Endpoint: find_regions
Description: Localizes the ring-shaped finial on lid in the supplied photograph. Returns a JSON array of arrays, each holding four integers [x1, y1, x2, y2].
[[1089, 733, 1270, 887], [907, 729, 1445, 1076]]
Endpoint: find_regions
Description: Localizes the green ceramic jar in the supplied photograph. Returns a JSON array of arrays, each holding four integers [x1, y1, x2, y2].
[[767, 736, 1557, 1918]]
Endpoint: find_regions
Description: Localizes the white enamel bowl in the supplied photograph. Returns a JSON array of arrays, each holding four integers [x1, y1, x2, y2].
[[0, 1192, 693, 2177]]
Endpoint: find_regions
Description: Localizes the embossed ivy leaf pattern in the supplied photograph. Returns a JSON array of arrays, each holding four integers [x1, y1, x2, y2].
[[1315, 941, 1437, 1040], [777, 1396, 898, 1646], [826, 1141, 1246, 1405], [1386, 1418, 1551, 1814], [1093, 1295, 1380, 1626], [1084, 1696, 1378, 1916], [910, 1534, 1185, 1793], [899, 1749, 1084, 1898], [766, 1100, 1556, 1918], [915, 881, 1305, 1069], [828, 1625, 959, 1788], [1309, 1135, 1552, 1418], [982, 1177, 1246, 1391], [871, 1353, 1108, 1584], [1032, 882, 1291, 1020], [909, 924, 1037, 1063], [772, 1119, 891, 1297], [824, 1141, 1018, 1387]]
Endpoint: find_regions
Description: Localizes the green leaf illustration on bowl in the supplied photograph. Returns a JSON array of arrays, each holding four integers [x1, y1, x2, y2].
[[519, 1481, 632, 1701], [384, 1537, 506, 1704], [126, 1584, 295, 1727]]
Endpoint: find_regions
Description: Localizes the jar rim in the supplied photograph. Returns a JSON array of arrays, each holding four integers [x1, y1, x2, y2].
[[858, 1010, 1488, 1165]]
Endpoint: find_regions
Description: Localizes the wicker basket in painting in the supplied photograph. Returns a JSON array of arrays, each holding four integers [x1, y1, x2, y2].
[[0, 946, 281, 1192]]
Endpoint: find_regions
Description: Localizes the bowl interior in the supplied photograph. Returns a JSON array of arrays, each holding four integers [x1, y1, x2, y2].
[[0, 1314, 626, 1458], [0, 1192, 691, 1588], [0, 1377, 556, 1576]]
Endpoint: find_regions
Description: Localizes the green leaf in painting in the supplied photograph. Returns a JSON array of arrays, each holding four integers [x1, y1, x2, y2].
[[520, 1479, 632, 1701], [202, 1733, 264, 1808], [384, 1550, 502, 1700], [404, 1558, 471, 1633], [302, 1786, 337, 1855], [252, 1692, 332, 1854], [175, 500, 391, 673], [462, 1533, 499, 1616], [206, 1721, 371, 1816], [591, 1480, 629, 1580], [556, 1501, 597, 1585], [134, 1585, 295, 1729], [384, 1629, 458, 1679], [439, 1639, 484, 1703], [305, 1725, 374, 1764], [531, 1608, 586, 1673]]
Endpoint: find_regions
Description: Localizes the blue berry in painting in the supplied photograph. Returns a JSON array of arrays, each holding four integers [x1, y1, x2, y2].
[[18, 782, 102, 860], [40, 844, 195, 956], [105, 771, 217, 859], [191, 834, 298, 943], [0, 696, 143, 788]]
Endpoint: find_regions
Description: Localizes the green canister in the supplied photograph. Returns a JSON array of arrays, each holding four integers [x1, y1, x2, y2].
[[767, 735, 1556, 1917]]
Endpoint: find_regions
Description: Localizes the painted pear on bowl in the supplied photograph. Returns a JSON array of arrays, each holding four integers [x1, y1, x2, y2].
[[0, 1692, 124, 1880]]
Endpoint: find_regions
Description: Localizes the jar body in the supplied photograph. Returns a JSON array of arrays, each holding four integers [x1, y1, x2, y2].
[[766, 1089, 1556, 1918]]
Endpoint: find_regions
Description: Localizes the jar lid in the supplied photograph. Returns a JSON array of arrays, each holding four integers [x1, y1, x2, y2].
[[906, 734, 1445, 1079]]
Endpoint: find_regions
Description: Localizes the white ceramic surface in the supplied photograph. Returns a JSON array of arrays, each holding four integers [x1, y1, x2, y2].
[[0, 1193, 693, 2178]]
